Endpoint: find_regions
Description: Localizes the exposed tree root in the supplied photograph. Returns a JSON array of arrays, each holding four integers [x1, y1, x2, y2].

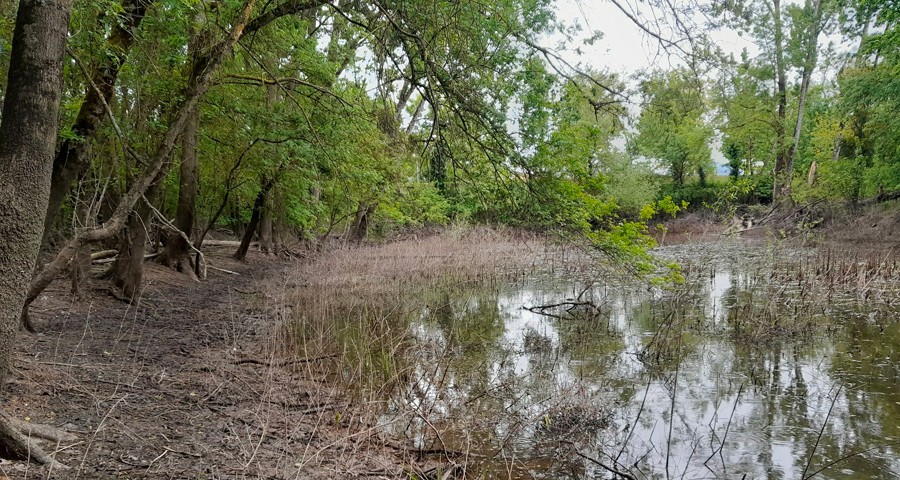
[[0, 411, 70, 469], [8, 417, 77, 444]]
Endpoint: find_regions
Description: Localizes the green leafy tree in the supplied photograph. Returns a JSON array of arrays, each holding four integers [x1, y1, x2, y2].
[[629, 70, 713, 188]]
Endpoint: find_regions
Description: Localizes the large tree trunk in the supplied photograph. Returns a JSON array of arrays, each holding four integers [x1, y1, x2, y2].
[[350, 202, 376, 243], [272, 189, 285, 253], [0, 0, 73, 466], [783, 0, 823, 203], [160, 14, 209, 271], [106, 180, 162, 300], [406, 96, 425, 134], [42, 0, 152, 246], [159, 103, 200, 271], [429, 134, 448, 193], [258, 194, 275, 254], [234, 179, 275, 261]]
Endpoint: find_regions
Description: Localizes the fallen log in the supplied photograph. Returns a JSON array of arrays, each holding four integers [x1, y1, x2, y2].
[[90, 249, 118, 261], [201, 239, 258, 247]]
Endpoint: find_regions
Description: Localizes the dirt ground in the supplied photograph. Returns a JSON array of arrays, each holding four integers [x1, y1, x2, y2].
[[654, 201, 900, 247], [0, 246, 439, 480]]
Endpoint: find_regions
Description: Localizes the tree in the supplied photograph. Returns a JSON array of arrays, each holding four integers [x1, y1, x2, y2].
[[713, 0, 836, 206], [714, 49, 779, 201], [158, 12, 210, 273], [782, 0, 827, 203], [20, 0, 277, 321], [710, 0, 792, 202], [831, 0, 900, 199], [42, 0, 153, 246], [0, 0, 74, 465], [629, 70, 713, 188]]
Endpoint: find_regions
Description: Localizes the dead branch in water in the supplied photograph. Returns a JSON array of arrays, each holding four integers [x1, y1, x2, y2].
[[523, 300, 604, 319]]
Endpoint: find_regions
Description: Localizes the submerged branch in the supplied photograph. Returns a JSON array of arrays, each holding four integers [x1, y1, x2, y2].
[[523, 300, 605, 319]]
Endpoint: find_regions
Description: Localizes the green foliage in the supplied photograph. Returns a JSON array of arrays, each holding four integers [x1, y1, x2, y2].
[[629, 70, 713, 188], [32, 0, 900, 288], [657, 180, 726, 210], [603, 154, 660, 216], [374, 179, 450, 233], [715, 53, 778, 185]]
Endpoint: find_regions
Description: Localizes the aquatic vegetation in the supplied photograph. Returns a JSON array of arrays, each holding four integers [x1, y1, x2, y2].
[[285, 234, 900, 478]]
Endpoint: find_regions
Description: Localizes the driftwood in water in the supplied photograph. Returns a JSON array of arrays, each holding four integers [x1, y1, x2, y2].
[[524, 300, 604, 320]]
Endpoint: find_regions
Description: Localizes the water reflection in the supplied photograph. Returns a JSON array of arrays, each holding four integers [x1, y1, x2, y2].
[[383, 242, 900, 479]]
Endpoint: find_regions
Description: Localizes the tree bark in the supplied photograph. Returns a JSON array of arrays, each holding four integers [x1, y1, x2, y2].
[[350, 202, 376, 243], [783, 0, 823, 203], [106, 180, 162, 300], [42, 0, 152, 246], [258, 194, 275, 254], [234, 179, 275, 261], [159, 103, 200, 271], [0, 0, 72, 466], [0, 0, 71, 384], [272, 192, 284, 253], [406, 97, 425, 134], [70, 244, 93, 297]]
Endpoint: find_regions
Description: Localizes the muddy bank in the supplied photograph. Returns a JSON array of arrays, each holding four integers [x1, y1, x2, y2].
[[655, 200, 900, 247], [6, 223, 899, 479], [1, 245, 448, 479]]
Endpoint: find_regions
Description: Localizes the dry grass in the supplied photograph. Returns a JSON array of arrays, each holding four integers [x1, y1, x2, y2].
[[266, 228, 618, 478], [280, 228, 555, 395], [638, 242, 900, 363]]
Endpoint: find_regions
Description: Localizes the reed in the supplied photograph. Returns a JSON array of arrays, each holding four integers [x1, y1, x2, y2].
[[281, 228, 558, 399]]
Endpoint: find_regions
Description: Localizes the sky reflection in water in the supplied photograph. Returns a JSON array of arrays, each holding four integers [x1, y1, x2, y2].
[[389, 242, 900, 479]]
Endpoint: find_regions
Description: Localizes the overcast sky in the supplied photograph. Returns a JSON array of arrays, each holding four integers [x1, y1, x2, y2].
[[550, 0, 783, 170], [551, 0, 794, 75]]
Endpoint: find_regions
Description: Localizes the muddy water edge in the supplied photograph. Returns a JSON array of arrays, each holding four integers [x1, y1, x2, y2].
[[286, 231, 900, 479]]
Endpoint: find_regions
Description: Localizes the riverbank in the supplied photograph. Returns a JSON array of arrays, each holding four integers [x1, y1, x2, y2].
[[2, 228, 558, 479], [2, 246, 443, 479], [654, 199, 900, 247], [6, 222, 900, 479]]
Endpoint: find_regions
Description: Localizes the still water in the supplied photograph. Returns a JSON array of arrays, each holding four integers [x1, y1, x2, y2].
[[379, 241, 900, 479]]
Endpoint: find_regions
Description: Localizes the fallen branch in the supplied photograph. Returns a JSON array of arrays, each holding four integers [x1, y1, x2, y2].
[[232, 354, 336, 367], [90, 249, 118, 261], [202, 240, 255, 247], [93, 253, 159, 265], [858, 190, 900, 207], [523, 300, 604, 319], [209, 265, 240, 275]]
